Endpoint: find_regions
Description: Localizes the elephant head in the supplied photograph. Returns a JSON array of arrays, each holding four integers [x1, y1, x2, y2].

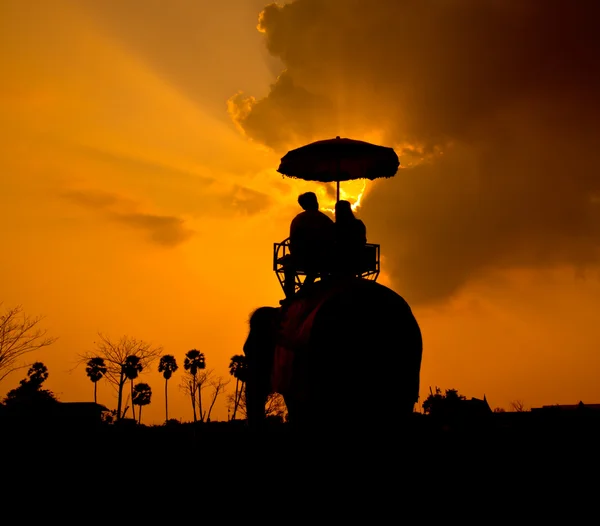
[[243, 306, 281, 425]]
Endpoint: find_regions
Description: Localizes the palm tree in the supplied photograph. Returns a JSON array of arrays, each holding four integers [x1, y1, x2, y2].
[[158, 354, 178, 424], [132, 382, 152, 424], [123, 355, 143, 421], [85, 357, 107, 403], [228, 354, 247, 420], [183, 349, 205, 423]]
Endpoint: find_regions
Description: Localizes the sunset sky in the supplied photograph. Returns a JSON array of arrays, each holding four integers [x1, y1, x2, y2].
[[2, 0, 600, 424]]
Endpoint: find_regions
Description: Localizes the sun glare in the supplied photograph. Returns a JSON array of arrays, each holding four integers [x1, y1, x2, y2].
[[321, 180, 368, 214]]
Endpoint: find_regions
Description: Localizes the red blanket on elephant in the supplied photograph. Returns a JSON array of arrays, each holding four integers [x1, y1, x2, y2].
[[271, 279, 350, 399]]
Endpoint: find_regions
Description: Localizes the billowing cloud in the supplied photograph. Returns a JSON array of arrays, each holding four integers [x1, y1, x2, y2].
[[229, 0, 600, 304], [62, 189, 194, 246]]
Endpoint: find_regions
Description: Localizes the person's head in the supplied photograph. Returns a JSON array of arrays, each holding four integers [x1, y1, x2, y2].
[[335, 200, 355, 221], [298, 192, 319, 211]]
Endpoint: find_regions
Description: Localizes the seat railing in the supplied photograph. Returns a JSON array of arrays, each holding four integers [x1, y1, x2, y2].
[[273, 238, 380, 295]]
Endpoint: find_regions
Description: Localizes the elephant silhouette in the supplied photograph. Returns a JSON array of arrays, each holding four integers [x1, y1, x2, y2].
[[243, 277, 423, 431]]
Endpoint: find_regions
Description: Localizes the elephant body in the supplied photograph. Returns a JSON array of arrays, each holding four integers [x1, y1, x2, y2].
[[243, 277, 423, 430]]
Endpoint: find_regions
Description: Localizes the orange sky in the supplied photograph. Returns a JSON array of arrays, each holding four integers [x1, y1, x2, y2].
[[2, 0, 600, 424]]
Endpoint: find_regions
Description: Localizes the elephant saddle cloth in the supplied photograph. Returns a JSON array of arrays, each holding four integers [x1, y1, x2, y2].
[[271, 281, 346, 399]]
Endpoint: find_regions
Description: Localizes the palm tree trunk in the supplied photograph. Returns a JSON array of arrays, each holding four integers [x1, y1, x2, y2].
[[138, 405, 142, 425], [232, 378, 240, 420], [194, 373, 202, 422], [94, 382, 97, 404], [191, 390, 197, 423], [130, 380, 136, 421], [117, 374, 125, 420], [165, 378, 169, 424], [198, 386, 204, 423]]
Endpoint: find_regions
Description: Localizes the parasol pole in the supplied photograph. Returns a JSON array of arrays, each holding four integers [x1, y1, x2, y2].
[[336, 136, 341, 203]]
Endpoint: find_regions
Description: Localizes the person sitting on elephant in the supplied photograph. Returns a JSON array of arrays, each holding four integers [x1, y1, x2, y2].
[[282, 191, 335, 297], [334, 199, 367, 276]]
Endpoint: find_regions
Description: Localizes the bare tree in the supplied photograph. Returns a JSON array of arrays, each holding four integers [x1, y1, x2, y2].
[[179, 369, 199, 423], [179, 367, 227, 423], [205, 375, 230, 423], [196, 368, 228, 422], [231, 390, 287, 422], [265, 393, 288, 422], [510, 399, 527, 412], [0, 304, 58, 383], [196, 369, 212, 422], [80, 333, 162, 420]]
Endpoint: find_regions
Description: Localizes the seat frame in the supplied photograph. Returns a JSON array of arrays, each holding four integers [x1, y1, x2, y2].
[[273, 238, 380, 296]]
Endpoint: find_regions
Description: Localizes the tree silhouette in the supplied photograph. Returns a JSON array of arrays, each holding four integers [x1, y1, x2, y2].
[[26, 361, 49, 386], [123, 355, 143, 421], [200, 369, 229, 423], [228, 354, 247, 420], [85, 357, 107, 403], [183, 349, 205, 423], [79, 333, 162, 421], [132, 383, 152, 424], [179, 370, 198, 423], [232, 391, 287, 422], [422, 387, 466, 418], [510, 399, 527, 412], [3, 361, 58, 410], [0, 303, 57, 382], [158, 354, 178, 424]]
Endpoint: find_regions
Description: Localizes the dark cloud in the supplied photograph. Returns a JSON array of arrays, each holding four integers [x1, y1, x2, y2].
[[62, 189, 194, 247], [229, 70, 338, 150], [61, 189, 123, 209], [111, 212, 193, 246], [226, 184, 273, 215], [230, 0, 600, 304]]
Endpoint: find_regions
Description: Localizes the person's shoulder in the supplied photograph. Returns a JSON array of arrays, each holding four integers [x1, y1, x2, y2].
[[354, 218, 366, 235], [291, 211, 308, 223], [290, 212, 306, 232]]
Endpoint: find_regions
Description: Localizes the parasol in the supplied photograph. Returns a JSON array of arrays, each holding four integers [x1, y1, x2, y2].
[[277, 136, 400, 202]]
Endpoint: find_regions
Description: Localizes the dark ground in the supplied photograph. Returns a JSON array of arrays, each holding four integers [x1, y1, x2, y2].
[[2, 412, 598, 519], [5, 410, 600, 459]]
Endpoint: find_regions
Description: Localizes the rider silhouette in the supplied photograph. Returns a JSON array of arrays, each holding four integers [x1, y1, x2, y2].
[[333, 199, 367, 276], [282, 192, 334, 298]]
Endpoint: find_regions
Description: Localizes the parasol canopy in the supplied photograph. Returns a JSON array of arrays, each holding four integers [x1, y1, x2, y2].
[[277, 136, 400, 201]]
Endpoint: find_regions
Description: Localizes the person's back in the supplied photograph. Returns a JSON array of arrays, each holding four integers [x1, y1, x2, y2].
[[281, 192, 334, 298], [289, 192, 334, 269], [290, 209, 334, 265], [334, 200, 367, 275]]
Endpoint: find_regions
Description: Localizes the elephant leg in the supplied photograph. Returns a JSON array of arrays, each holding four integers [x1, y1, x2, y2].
[[248, 358, 279, 428], [245, 359, 272, 428], [246, 383, 268, 427]]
